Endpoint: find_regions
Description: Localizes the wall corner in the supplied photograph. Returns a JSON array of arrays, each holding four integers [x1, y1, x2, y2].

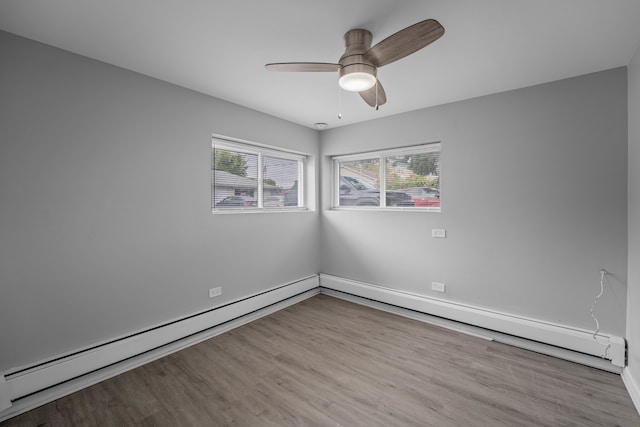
[[622, 368, 640, 416]]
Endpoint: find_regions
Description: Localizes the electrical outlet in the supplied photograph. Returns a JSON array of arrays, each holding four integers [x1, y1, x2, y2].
[[209, 287, 222, 298], [431, 282, 446, 293], [431, 229, 446, 238]]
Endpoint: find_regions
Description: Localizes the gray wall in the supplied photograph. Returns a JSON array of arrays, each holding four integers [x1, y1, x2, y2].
[[320, 68, 628, 337], [628, 47, 640, 389], [0, 31, 320, 371]]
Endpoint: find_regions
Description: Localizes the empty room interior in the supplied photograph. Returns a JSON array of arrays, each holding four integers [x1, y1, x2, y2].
[[2, 1, 640, 425]]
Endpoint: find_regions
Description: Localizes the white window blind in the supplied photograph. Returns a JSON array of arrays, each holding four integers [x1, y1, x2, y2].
[[332, 142, 441, 211], [212, 137, 306, 212]]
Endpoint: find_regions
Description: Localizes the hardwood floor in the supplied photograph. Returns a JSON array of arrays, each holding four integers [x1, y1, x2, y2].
[[2, 294, 639, 426]]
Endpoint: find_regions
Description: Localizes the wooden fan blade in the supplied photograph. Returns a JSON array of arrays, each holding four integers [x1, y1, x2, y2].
[[359, 79, 387, 108], [364, 19, 444, 67], [265, 62, 340, 72]]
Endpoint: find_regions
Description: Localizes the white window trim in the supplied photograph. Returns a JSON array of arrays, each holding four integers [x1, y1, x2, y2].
[[332, 142, 441, 211], [212, 135, 308, 213]]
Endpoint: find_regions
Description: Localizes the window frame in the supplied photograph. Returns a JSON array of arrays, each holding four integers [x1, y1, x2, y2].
[[212, 136, 307, 213], [332, 142, 441, 212]]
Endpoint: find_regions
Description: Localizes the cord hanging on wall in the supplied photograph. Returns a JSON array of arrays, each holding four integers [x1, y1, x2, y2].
[[590, 268, 611, 359]]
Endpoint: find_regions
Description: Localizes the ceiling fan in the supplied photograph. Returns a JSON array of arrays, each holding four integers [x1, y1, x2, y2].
[[265, 19, 445, 109]]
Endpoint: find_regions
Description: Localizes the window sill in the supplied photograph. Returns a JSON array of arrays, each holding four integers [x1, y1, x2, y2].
[[212, 207, 311, 215], [331, 206, 441, 212]]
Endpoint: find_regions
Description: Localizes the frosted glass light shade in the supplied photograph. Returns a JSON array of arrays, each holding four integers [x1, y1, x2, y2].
[[339, 71, 376, 92]]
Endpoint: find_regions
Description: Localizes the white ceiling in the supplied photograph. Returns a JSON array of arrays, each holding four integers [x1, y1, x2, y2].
[[2, 0, 640, 130]]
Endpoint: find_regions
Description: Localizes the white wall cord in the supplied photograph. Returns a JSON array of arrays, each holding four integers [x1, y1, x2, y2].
[[590, 268, 611, 359]]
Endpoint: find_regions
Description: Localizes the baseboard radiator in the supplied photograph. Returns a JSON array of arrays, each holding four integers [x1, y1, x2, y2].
[[0, 275, 320, 422], [319, 274, 626, 370]]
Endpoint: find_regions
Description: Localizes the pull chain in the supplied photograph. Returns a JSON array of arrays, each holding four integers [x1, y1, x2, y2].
[[338, 86, 342, 119]]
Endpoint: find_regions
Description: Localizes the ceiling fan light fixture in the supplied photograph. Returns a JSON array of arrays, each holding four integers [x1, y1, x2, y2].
[[339, 71, 376, 92], [338, 63, 376, 92]]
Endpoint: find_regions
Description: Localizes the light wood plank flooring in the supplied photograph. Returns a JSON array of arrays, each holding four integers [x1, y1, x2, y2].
[[2, 295, 639, 426]]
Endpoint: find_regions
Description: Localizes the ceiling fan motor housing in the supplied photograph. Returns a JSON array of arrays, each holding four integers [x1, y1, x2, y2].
[[339, 29, 377, 90]]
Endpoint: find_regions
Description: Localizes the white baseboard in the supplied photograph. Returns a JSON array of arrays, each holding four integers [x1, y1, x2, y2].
[[622, 368, 640, 416], [320, 288, 621, 373], [0, 275, 319, 422], [319, 274, 626, 367]]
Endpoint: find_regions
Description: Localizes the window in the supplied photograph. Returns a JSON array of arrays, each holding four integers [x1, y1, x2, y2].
[[212, 137, 306, 212], [333, 142, 441, 211]]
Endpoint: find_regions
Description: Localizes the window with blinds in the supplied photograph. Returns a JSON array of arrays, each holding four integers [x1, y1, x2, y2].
[[212, 137, 306, 212], [332, 142, 441, 211]]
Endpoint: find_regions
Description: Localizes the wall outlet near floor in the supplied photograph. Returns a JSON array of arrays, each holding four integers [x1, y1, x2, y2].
[[431, 229, 446, 238], [431, 282, 446, 293], [209, 287, 222, 298]]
